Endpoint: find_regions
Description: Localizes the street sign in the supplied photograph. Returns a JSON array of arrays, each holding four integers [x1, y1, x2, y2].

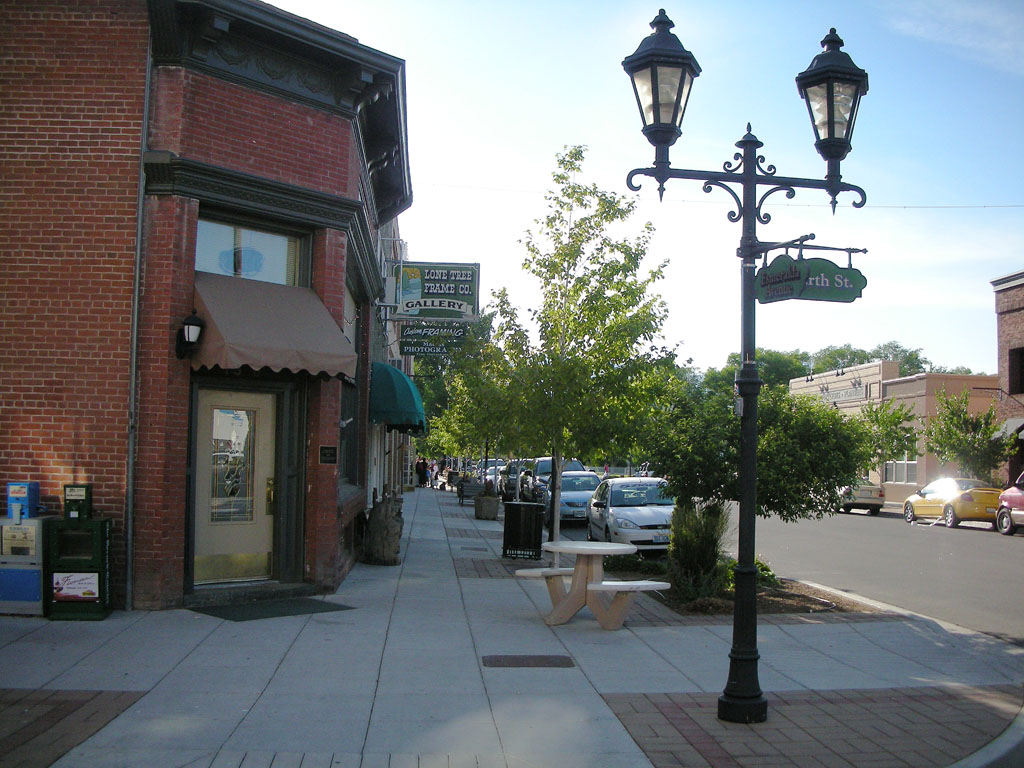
[[394, 262, 480, 320], [399, 324, 467, 356], [754, 254, 866, 304]]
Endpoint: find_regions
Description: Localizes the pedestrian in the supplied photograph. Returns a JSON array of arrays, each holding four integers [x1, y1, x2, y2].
[[415, 457, 428, 487], [429, 459, 437, 488]]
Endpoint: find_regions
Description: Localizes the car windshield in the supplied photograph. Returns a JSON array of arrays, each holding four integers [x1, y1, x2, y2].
[[957, 478, 986, 490], [610, 484, 673, 506], [535, 459, 584, 476], [562, 475, 599, 492]]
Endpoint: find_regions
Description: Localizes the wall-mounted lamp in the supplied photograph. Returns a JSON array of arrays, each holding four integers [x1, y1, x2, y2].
[[339, 417, 355, 428], [175, 309, 205, 359]]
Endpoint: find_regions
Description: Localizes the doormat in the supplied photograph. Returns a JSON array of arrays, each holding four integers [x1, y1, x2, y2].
[[481, 655, 574, 668], [190, 598, 354, 622]]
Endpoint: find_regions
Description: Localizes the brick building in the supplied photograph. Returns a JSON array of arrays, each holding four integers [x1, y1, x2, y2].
[[1, 0, 422, 608], [992, 269, 1024, 480]]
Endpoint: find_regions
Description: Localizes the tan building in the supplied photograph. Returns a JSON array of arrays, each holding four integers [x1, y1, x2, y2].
[[789, 362, 998, 504]]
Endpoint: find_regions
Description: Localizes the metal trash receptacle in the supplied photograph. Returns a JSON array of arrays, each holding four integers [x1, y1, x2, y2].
[[502, 501, 545, 559]]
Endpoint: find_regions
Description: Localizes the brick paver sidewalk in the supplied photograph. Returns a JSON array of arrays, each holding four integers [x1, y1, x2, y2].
[[606, 684, 1023, 768]]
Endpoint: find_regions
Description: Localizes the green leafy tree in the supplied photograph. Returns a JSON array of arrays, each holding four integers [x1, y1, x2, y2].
[[923, 388, 1013, 483], [704, 348, 809, 391], [810, 344, 872, 373], [869, 341, 931, 377], [491, 146, 672, 534], [651, 383, 871, 521], [857, 398, 920, 475]]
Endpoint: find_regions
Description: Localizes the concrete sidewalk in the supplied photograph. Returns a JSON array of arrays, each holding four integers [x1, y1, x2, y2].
[[0, 487, 1021, 768]]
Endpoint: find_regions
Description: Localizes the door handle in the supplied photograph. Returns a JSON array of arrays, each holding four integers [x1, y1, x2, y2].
[[266, 478, 275, 515]]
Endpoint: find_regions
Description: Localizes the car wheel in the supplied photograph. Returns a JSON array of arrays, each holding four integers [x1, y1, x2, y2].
[[996, 507, 1017, 536], [604, 525, 612, 543], [868, 506, 880, 516], [943, 505, 960, 528], [586, 521, 595, 541], [903, 502, 915, 523]]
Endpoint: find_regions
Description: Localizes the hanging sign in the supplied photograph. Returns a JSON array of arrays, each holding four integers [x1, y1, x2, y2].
[[755, 254, 866, 304], [394, 262, 480, 320], [399, 324, 468, 356]]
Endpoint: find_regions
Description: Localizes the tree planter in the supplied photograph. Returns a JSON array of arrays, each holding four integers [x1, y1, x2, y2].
[[474, 495, 499, 520]]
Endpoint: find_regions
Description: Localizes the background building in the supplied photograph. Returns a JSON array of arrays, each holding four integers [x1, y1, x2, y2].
[[789, 363, 998, 502], [1, 0, 422, 609]]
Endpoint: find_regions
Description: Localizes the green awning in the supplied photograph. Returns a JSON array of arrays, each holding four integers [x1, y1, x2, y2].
[[369, 362, 426, 434]]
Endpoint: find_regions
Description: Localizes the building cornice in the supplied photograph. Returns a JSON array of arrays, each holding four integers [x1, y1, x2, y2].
[[146, 0, 411, 225], [991, 269, 1024, 293], [144, 151, 383, 300]]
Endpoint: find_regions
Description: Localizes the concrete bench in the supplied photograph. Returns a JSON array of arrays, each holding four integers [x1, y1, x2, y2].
[[514, 568, 574, 579], [515, 568, 575, 605], [586, 580, 670, 630]]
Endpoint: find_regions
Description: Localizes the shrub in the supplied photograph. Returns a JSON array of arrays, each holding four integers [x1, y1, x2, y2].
[[667, 499, 730, 601]]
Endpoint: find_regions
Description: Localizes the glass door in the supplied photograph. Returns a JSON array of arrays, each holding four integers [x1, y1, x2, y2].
[[194, 389, 276, 583]]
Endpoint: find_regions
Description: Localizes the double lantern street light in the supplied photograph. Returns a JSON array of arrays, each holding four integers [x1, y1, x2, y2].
[[623, 10, 869, 723]]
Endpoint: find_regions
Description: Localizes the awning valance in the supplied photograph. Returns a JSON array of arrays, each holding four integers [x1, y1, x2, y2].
[[191, 272, 357, 378], [369, 361, 426, 434]]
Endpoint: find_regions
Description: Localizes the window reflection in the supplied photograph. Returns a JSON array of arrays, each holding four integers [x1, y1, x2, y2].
[[196, 220, 300, 285], [210, 408, 255, 523]]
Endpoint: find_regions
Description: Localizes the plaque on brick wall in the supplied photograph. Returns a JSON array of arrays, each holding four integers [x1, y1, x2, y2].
[[319, 446, 338, 465]]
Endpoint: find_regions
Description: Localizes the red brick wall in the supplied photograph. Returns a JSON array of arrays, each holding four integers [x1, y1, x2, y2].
[[304, 229, 347, 587], [149, 68, 358, 198], [132, 195, 198, 608], [0, 0, 150, 603]]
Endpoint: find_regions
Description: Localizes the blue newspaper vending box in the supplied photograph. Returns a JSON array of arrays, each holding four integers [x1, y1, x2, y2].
[[6, 482, 41, 519]]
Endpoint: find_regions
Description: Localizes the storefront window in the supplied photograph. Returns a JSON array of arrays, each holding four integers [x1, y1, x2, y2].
[[196, 219, 304, 286]]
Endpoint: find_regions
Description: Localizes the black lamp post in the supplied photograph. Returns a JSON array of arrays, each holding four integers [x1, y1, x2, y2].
[[623, 11, 868, 724]]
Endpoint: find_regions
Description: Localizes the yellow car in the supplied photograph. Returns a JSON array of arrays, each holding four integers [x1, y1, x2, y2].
[[903, 478, 1002, 529]]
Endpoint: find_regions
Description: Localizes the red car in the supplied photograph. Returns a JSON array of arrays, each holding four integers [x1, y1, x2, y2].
[[996, 472, 1024, 535]]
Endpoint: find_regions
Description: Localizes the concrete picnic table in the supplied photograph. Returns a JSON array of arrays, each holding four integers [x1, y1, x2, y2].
[[515, 540, 669, 630]]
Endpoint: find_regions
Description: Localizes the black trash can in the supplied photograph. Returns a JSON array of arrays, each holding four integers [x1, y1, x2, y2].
[[502, 501, 545, 559]]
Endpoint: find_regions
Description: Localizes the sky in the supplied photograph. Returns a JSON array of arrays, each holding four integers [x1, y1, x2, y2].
[[268, 0, 1024, 375]]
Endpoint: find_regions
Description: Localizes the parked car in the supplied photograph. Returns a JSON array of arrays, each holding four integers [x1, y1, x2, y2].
[[839, 479, 885, 515], [476, 458, 505, 480], [996, 471, 1024, 535], [902, 478, 1002, 528], [543, 470, 601, 525], [587, 476, 674, 551], [520, 456, 585, 503]]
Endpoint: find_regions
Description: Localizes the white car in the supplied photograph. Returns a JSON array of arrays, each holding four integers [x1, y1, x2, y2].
[[840, 479, 885, 515], [587, 477, 674, 551]]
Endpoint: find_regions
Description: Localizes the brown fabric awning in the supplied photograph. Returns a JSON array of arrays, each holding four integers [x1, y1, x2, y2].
[[191, 272, 357, 378]]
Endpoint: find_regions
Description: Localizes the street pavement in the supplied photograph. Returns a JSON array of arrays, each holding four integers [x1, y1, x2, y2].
[[1, 487, 1022, 767]]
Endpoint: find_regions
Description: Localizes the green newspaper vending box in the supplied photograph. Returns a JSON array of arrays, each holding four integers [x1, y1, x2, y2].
[[45, 517, 111, 620]]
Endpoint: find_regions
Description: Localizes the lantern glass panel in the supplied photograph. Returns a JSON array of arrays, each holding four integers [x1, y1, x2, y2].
[[676, 74, 693, 128], [832, 81, 857, 139], [655, 65, 683, 124], [183, 323, 202, 343], [631, 68, 654, 126], [806, 83, 829, 141]]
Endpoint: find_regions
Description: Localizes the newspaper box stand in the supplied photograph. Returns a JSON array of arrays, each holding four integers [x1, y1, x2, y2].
[[45, 517, 111, 620]]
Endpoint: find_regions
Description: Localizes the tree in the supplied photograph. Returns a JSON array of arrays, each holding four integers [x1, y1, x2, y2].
[[857, 398, 920, 475], [810, 344, 872, 373], [869, 341, 931, 377], [651, 379, 872, 521], [704, 348, 809, 391], [490, 146, 672, 538], [923, 388, 1014, 483]]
